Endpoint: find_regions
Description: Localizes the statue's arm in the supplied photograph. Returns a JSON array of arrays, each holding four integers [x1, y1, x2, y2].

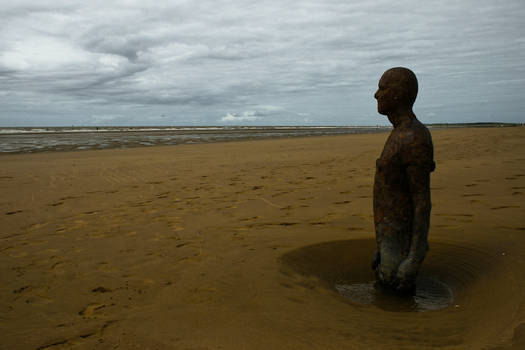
[[395, 165, 431, 289], [406, 165, 431, 261]]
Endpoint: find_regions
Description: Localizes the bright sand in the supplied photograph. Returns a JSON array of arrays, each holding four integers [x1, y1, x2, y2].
[[1, 127, 525, 349]]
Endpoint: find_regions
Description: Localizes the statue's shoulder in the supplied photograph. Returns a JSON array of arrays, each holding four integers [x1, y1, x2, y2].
[[398, 118, 435, 170], [399, 119, 432, 146]]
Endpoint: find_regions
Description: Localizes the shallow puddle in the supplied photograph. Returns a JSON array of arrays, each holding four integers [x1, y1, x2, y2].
[[279, 238, 503, 315], [335, 276, 453, 311]]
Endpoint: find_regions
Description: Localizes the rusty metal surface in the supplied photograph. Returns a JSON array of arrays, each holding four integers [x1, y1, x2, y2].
[[372, 67, 435, 292]]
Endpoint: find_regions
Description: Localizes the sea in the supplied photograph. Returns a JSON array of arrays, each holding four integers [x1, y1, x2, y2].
[[0, 126, 391, 154]]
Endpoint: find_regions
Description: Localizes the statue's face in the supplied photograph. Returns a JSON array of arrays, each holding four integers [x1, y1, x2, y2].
[[374, 73, 401, 115]]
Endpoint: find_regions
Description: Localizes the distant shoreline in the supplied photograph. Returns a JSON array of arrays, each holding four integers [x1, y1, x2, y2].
[[1, 123, 522, 155], [427, 122, 523, 128], [0, 126, 386, 154], [0, 122, 522, 134]]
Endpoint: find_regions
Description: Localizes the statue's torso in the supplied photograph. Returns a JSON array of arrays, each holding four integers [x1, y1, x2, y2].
[[373, 119, 434, 239]]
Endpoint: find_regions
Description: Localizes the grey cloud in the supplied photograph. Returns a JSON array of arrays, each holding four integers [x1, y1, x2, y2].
[[0, 0, 524, 126], [83, 36, 145, 62]]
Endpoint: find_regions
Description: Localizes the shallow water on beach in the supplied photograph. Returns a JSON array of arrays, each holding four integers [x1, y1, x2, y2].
[[335, 276, 454, 312], [0, 126, 389, 154], [276, 236, 525, 348], [280, 238, 515, 316]]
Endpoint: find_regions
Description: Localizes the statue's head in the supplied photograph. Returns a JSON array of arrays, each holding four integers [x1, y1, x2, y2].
[[374, 67, 418, 116]]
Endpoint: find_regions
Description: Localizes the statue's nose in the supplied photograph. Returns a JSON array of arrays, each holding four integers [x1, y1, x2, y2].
[[374, 90, 379, 99]]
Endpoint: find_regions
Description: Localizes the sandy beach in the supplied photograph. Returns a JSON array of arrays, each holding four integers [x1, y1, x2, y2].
[[1, 127, 525, 350]]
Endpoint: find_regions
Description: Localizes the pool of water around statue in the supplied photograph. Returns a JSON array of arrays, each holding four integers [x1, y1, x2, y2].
[[334, 276, 454, 312], [279, 238, 504, 314]]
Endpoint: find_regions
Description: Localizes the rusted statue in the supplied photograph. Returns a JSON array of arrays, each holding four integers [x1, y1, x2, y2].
[[371, 67, 435, 293]]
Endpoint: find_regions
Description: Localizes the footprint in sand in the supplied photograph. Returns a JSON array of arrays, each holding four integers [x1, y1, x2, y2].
[[8, 250, 28, 258], [51, 261, 64, 271], [188, 287, 217, 304], [434, 224, 462, 229], [5, 210, 22, 215], [96, 262, 117, 273], [435, 213, 473, 217], [497, 226, 525, 231], [13, 285, 32, 294], [309, 222, 326, 226], [490, 205, 521, 210], [78, 303, 106, 318], [434, 213, 473, 223]]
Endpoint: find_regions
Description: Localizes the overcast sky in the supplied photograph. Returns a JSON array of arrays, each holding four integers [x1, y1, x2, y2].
[[1, 0, 524, 126]]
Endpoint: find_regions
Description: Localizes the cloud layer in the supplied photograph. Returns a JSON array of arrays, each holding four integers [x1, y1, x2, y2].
[[1, 0, 524, 126]]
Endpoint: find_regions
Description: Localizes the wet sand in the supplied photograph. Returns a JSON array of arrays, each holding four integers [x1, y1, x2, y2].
[[1, 127, 525, 349]]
